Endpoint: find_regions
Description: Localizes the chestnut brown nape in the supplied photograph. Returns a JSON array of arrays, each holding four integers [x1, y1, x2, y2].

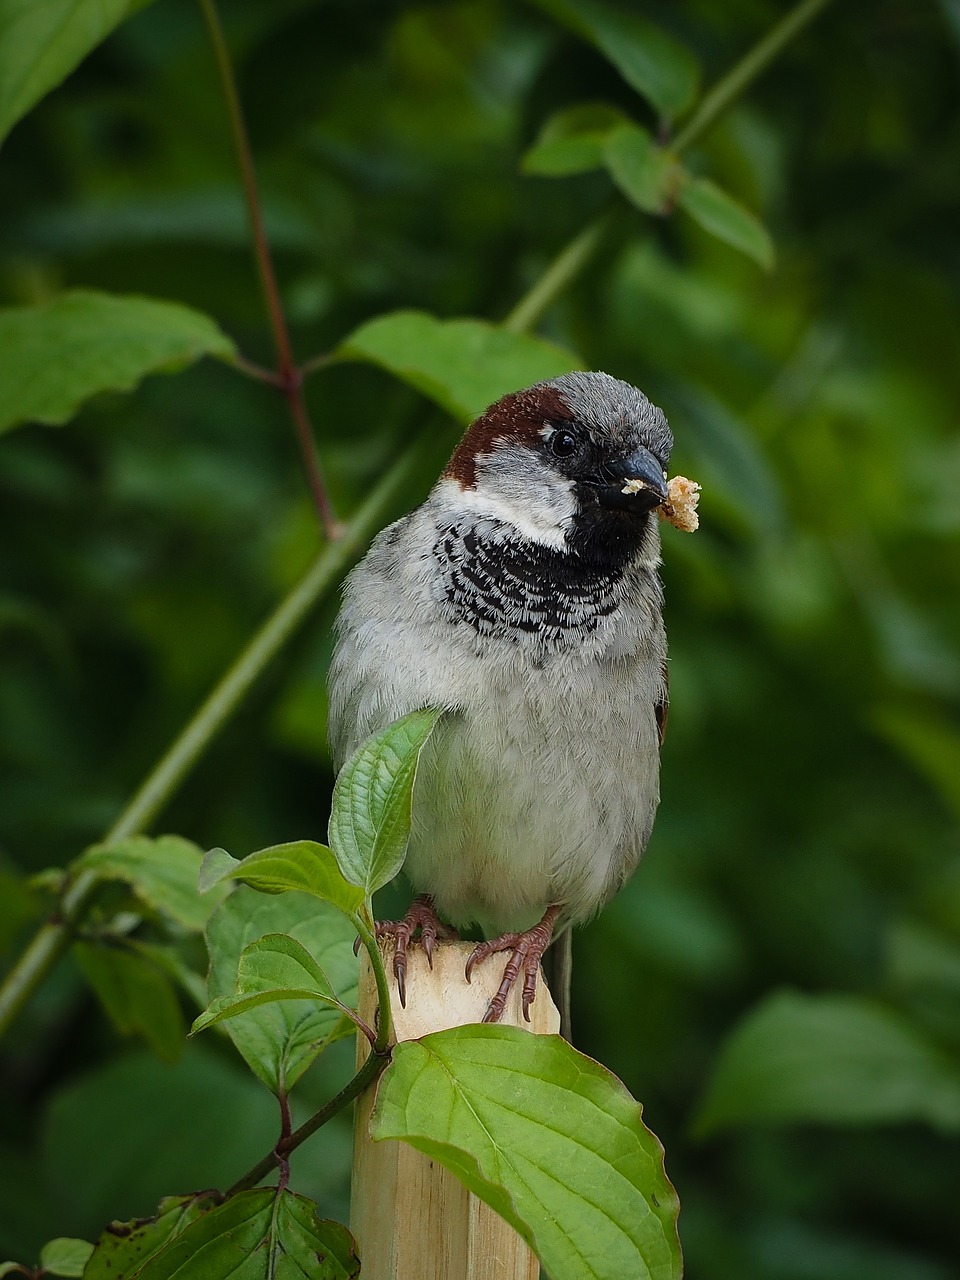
[[443, 384, 574, 489]]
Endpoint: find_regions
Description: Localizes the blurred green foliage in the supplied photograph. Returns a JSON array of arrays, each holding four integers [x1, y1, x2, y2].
[[1, 0, 960, 1276]]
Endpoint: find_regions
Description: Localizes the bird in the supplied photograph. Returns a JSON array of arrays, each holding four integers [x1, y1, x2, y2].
[[327, 370, 672, 1031]]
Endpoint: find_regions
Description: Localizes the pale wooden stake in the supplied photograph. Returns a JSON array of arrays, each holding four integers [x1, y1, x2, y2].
[[351, 941, 559, 1280]]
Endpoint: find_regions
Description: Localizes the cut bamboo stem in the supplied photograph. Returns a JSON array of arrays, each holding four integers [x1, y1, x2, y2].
[[351, 941, 559, 1279]]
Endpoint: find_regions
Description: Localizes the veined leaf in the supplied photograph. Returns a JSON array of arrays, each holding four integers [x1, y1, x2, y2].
[[85, 1195, 219, 1280], [678, 176, 774, 269], [334, 311, 580, 423], [78, 835, 227, 932], [371, 1024, 682, 1280], [0, 0, 155, 146], [207, 840, 365, 917], [0, 290, 236, 435], [329, 709, 442, 898], [87, 1190, 358, 1280], [203, 889, 359, 1093], [192, 933, 352, 1037]]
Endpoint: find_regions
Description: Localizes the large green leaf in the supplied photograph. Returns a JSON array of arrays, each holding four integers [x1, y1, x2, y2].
[[203, 888, 359, 1093], [87, 1190, 358, 1280], [328, 709, 442, 898], [0, 290, 236, 434], [371, 1025, 682, 1280], [530, 0, 698, 118], [204, 841, 365, 918], [522, 103, 629, 176], [78, 835, 227, 932], [677, 177, 774, 269], [603, 124, 679, 215], [0, 0, 155, 146], [73, 940, 185, 1062], [694, 991, 960, 1135], [334, 310, 580, 423]]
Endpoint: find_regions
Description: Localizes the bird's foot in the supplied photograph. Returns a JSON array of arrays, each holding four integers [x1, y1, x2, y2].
[[370, 895, 458, 1007], [465, 905, 561, 1024]]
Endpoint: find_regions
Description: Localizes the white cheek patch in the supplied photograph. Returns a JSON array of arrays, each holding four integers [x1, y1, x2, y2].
[[436, 449, 576, 549]]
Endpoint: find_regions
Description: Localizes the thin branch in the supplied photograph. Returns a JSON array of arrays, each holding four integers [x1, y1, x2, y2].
[[671, 0, 836, 155], [227, 1046, 390, 1195], [198, 0, 337, 538], [502, 209, 617, 335], [505, 0, 836, 335]]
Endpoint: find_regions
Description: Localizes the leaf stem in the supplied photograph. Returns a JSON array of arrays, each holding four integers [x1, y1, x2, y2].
[[198, 0, 337, 538], [227, 1044, 390, 1195], [0, 439, 432, 1041], [355, 918, 393, 1055], [671, 0, 836, 155], [502, 209, 616, 335], [505, 0, 835, 332]]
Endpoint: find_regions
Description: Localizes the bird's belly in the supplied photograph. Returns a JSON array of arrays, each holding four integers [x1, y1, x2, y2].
[[403, 692, 659, 936]]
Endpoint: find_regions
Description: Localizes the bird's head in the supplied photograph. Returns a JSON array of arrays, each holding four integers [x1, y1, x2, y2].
[[439, 371, 674, 552]]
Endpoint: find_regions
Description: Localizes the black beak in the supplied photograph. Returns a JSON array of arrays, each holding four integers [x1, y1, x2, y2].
[[589, 445, 668, 513]]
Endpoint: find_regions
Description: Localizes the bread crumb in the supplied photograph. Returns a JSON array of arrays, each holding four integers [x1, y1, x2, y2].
[[660, 475, 701, 532]]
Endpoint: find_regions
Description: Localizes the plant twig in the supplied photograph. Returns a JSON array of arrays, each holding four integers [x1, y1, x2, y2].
[[505, 0, 836, 334], [227, 1045, 391, 1195], [671, 0, 836, 154], [502, 209, 616, 335], [198, 0, 337, 537]]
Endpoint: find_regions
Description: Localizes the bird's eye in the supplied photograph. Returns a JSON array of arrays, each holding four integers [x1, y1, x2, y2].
[[551, 430, 578, 458]]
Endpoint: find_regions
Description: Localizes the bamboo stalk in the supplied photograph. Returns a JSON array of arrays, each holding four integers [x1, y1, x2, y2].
[[351, 942, 559, 1279]]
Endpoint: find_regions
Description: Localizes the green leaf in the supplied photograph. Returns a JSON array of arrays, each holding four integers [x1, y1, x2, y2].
[[78, 834, 228, 931], [371, 1025, 682, 1280], [530, 0, 698, 118], [0, 291, 236, 435], [73, 940, 185, 1062], [0, 0, 155, 146], [210, 840, 365, 917], [204, 888, 359, 1092], [130, 1189, 359, 1280], [328, 709, 442, 897], [334, 311, 580, 423], [37, 1239, 93, 1278], [603, 124, 679, 215], [85, 1195, 219, 1280], [694, 991, 960, 1136], [677, 176, 774, 269], [192, 932, 351, 1035], [199, 846, 241, 894], [522, 103, 629, 176]]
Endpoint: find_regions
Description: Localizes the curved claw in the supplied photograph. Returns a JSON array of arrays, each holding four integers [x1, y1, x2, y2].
[[466, 905, 562, 1024], [358, 895, 458, 1008]]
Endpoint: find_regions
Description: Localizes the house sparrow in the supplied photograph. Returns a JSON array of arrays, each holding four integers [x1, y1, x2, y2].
[[328, 371, 672, 1027]]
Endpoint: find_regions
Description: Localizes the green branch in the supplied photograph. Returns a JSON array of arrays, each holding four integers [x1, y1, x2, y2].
[[672, 0, 835, 155], [505, 0, 836, 333]]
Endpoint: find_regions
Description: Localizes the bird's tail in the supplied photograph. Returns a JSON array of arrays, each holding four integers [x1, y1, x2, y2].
[[543, 927, 573, 1042]]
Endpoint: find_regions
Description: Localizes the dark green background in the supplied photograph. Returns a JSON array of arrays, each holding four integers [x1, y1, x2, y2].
[[2, 2, 959, 1276]]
